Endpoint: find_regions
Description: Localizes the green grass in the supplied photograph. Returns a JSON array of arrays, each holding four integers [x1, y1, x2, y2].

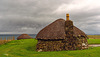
[[88, 39, 100, 44], [0, 39, 100, 57]]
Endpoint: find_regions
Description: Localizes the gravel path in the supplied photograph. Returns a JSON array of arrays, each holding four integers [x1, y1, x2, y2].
[[89, 44, 100, 47]]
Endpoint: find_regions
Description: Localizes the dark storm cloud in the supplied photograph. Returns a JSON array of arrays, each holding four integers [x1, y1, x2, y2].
[[0, 0, 100, 34]]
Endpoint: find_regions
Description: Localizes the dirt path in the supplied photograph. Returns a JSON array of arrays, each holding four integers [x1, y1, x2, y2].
[[89, 44, 100, 47]]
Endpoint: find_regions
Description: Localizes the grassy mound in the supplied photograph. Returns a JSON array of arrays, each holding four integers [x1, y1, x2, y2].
[[0, 39, 100, 57]]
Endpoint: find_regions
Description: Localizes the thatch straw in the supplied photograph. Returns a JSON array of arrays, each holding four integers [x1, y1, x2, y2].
[[36, 19, 88, 40], [17, 34, 32, 40], [36, 19, 66, 40], [73, 26, 87, 38]]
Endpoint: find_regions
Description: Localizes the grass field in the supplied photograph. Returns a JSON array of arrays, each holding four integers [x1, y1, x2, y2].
[[88, 39, 100, 44], [0, 38, 100, 57]]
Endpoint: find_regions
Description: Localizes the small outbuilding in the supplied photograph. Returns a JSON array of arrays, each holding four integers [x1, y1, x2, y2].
[[17, 34, 32, 40], [36, 14, 88, 52]]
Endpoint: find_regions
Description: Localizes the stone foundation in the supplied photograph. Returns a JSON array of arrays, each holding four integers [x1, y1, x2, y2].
[[36, 40, 64, 52], [36, 37, 88, 52]]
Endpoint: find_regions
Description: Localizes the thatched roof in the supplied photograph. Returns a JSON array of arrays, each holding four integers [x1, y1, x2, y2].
[[73, 26, 87, 38], [36, 19, 66, 40], [36, 19, 87, 40], [17, 34, 32, 40]]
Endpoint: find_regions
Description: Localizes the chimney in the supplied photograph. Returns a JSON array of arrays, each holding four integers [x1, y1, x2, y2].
[[66, 14, 69, 20], [65, 13, 74, 50]]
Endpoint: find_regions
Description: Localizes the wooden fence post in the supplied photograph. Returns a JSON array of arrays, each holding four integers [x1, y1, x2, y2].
[[13, 36, 15, 40], [4, 38, 6, 43], [0, 36, 15, 45], [0, 38, 2, 44]]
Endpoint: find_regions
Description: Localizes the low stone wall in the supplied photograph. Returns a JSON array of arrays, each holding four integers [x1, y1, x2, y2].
[[36, 37, 88, 52], [69, 37, 88, 50], [63, 37, 88, 50], [78, 37, 88, 49], [36, 40, 64, 52]]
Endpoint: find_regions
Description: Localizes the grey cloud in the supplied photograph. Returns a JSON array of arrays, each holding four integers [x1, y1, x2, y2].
[[0, 0, 100, 34]]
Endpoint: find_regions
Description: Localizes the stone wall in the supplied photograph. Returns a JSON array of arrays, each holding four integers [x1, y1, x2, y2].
[[36, 37, 88, 52], [36, 40, 64, 52], [75, 37, 88, 49]]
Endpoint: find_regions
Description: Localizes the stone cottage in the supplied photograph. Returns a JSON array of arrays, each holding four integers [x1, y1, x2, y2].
[[36, 14, 88, 51]]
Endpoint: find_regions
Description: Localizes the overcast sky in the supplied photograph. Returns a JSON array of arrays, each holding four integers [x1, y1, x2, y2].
[[0, 0, 100, 34]]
